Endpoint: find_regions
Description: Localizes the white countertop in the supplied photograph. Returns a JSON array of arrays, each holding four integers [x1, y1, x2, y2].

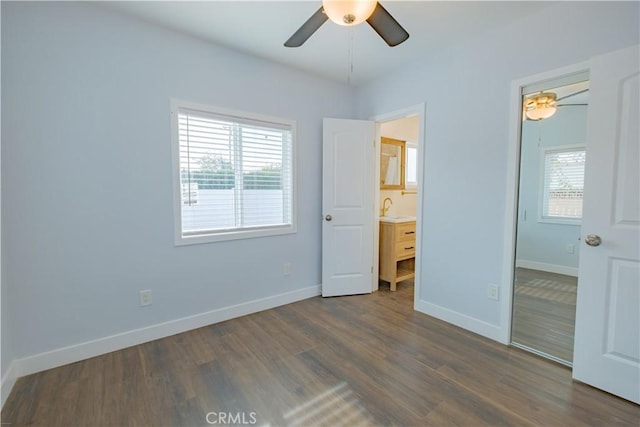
[[379, 216, 416, 223]]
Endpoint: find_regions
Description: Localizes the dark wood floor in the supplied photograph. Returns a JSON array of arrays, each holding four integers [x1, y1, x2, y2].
[[512, 268, 577, 363], [3, 280, 639, 426]]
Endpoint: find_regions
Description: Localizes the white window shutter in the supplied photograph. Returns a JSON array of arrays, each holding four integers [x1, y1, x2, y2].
[[177, 106, 294, 240], [542, 147, 585, 220]]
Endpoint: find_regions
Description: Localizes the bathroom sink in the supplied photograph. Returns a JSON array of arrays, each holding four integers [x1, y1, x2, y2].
[[379, 216, 416, 223]]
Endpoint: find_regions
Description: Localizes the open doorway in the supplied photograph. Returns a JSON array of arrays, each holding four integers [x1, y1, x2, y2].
[[511, 74, 589, 365], [372, 107, 423, 305]]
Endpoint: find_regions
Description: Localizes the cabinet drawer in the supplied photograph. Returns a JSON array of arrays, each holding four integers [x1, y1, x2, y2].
[[396, 222, 416, 242], [395, 241, 416, 259]]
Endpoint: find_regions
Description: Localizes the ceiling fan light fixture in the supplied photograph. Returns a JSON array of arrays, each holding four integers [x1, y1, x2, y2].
[[322, 0, 378, 26], [526, 105, 557, 121], [524, 92, 558, 121]]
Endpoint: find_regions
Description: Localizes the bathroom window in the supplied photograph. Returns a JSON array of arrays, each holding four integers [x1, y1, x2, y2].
[[405, 142, 417, 189], [171, 100, 296, 245], [539, 145, 585, 224]]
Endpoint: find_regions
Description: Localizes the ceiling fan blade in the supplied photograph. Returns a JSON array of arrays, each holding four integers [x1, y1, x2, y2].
[[557, 103, 589, 107], [366, 2, 409, 47], [284, 7, 328, 48], [555, 88, 589, 102]]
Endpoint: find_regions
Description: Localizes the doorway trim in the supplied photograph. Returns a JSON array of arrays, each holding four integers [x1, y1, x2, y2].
[[500, 61, 590, 345], [370, 103, 426, 306]]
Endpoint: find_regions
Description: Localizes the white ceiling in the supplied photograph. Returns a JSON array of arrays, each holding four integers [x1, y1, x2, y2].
[[103, 1, 558, 86]]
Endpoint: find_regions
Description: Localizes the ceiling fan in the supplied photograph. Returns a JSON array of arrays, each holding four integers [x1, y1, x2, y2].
[[285, 0, 409, 48], [523, 88, 589, 121]]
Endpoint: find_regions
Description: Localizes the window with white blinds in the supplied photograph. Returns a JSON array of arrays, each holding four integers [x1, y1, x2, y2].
[[540, 146, 585, 223], [172, 101, 295, 244]]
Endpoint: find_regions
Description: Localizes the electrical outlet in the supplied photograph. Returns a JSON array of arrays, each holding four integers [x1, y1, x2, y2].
[[487, 284, 499, 301], [283, 262, 292, 276], [139, 289, 152, 307], [566, 244, 575, 254]]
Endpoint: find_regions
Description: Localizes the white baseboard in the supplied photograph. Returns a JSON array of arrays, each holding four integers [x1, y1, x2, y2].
[[516, 259, 578, 277], [1, 361, 18, 409], [1, 284, 321, 408], [414, 299, 503, 343]]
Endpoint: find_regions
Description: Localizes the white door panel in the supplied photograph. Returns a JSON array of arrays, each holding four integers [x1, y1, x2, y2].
[[613, 71, 639, 225], [573, 45, 640, 404], [322, 118, 375, 297]]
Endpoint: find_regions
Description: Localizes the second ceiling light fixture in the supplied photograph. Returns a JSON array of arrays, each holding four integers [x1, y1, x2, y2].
[[523, 88, 589, 121]]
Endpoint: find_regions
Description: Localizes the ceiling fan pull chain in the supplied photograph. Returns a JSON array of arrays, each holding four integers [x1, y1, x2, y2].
[[347, 26, 354, 85]]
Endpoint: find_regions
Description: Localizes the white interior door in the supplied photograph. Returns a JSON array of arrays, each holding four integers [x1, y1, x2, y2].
[[573, 45, 640, 403], [322, 118, 375, 297]]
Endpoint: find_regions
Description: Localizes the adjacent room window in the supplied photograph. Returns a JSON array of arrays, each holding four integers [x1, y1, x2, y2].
[[540, 146, 585, 224], [172, 100, 296, 244], [405, 142, 417, 189]]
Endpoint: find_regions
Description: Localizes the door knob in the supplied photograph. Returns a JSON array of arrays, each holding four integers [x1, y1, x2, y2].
[[325, 214, 332, 221], [585, 234, 602, 247]]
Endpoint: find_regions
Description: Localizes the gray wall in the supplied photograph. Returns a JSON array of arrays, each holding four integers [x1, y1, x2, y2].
[[516, 106, 587, 272], [356, 1, 639, 327], [1, 2, 355, 375]]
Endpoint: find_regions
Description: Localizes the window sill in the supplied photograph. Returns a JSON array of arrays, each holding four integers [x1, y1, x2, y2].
[[175, 224, 296, 246], [537, 217, 582, 226]]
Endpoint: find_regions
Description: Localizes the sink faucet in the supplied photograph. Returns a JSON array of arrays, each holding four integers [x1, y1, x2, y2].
[[381, 197, 393, 217]]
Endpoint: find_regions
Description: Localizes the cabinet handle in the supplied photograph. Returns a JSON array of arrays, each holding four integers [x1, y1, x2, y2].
[[404, 246, 414, 250], [404, 231, 415, 234]]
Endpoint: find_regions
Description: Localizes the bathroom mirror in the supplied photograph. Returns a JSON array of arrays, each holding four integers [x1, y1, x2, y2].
[[380, 137, 405, 189]]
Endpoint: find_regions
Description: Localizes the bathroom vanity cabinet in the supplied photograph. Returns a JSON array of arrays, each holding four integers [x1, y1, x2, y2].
[[379, 219, 416, 291]]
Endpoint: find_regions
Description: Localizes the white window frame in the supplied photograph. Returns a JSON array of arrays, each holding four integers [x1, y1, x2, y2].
[[171, 99, 297, 245], [537, 144, 585, 226]]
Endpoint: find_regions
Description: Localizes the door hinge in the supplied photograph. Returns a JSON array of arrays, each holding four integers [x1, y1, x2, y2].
[[371, 266, 374, 274]]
